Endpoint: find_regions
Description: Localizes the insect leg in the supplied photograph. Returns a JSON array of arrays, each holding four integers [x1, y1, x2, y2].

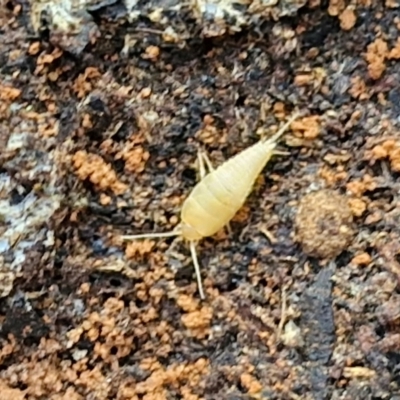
[[197, 150, 207, 180], [197, 149, 216, 179], [189, 240, 205, 299], [272, 150, 290, 156], [199, 150, 215, 172]]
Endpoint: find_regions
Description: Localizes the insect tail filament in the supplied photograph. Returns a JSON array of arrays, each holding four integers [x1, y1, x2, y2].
[[121, 230, 181, 240], [263, 111, 300, 144]]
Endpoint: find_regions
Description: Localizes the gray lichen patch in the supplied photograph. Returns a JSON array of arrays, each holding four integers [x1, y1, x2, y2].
[[29, 0, 308, 54], [0, 105, 63, 297]]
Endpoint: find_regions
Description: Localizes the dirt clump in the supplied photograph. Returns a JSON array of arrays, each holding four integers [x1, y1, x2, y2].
[[295, 189, 354, 259]]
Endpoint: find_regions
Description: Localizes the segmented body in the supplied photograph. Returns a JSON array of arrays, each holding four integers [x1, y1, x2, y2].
[[121, 113, 298, 299], [180, 137, 277, 240]]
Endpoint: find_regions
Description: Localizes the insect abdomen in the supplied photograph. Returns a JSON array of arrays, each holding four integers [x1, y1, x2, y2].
[[181, 139, 277, 239]]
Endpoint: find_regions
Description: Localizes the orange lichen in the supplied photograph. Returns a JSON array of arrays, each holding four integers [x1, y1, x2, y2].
[[76, 366, 110, 397], [66, 327, 83, 345], [370, 142, 392, 159], [328, 0, 345, 16], [348, 76, 369, 100], [72, 67, 102, 98], [177, 294, 200, 313], [195, 115, 227, 146], [8, 48, 23, 63], [94, 332, 134, 360], [38, 117, 59, 137], [365, 211, 382, 225], [323, 152, 351, 165], [0, 84, 21, 101], [19, 108, 59, 137], [291, 116, 320, 140], [11, 358, 64, 396], [143, 45, 160, 60], [240, 373, 263, 395], [136, 358, 209, 398], [55, 387, 83, 400], [273, 102, 286, 116], [125, 240, 155, 259], [365, 38, 388, 80], [294, 73, 313, 86], [346, 174, 377, 197], [348, 198, 367, 217], [389, 38, 400, 59], [319, 165, 348, 186], [351, 252, 372, 266], [116, 145, 150, 173], [343, 366, 376, 378], [28, 41, 41, 55], [339, 7, 357, 30], [140, 87, 152, 98], [72, 150, 128, 194], [117, 383, 139, 400], [34, 48, 63, 75], [386, 0, 400, 7], [0, 380, 25, 400], [294, 67, 326, 89], [67, 299, 136, 366], [390, 148, 400, 172], [366, 139, 400, 172], [81, 113, 93, 129], [99, 193, 112, 205], [181, 307, 213, 338]]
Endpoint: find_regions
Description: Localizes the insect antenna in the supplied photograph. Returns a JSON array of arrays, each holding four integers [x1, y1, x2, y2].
[[189, 240, 205, 300], [263, 111, 300, 144], [121, 229, 181, 240]]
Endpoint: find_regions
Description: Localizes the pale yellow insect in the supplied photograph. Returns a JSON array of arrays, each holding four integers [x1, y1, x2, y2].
[[122, 112, 299, 299]]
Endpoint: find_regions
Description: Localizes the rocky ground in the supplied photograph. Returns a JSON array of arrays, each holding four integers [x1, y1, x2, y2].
[[1, 0, 400, 399]]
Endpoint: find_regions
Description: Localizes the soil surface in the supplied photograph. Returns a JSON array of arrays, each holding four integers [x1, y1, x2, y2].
[[1, 0, 400, 399]]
